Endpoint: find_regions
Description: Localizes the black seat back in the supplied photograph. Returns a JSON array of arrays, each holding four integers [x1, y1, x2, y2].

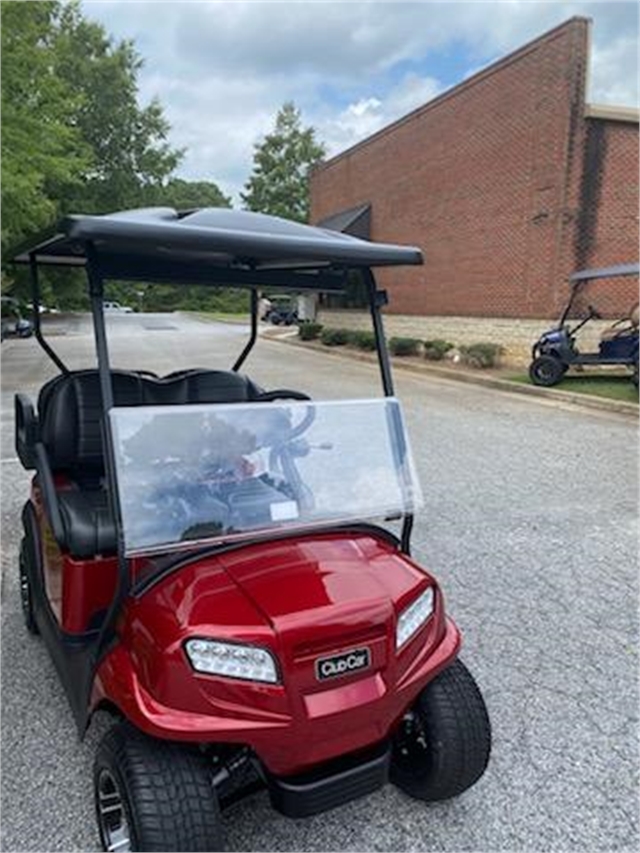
[[38, 369, 262, 479]]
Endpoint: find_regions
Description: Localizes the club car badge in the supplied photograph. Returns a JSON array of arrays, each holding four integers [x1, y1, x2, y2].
[[315, 647, 371, 681]]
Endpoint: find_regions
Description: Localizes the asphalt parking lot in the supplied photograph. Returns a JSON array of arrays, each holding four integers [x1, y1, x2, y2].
[[1, 312, 638, 852]]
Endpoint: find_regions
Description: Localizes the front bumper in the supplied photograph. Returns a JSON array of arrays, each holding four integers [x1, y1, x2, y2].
[[266, 739, 391, 818], [93, 616, 461, 776]]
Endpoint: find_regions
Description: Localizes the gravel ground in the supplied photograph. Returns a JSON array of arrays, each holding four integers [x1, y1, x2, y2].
[[1, 313, 638, 852]]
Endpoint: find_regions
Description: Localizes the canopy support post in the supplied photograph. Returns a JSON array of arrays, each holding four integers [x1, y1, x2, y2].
[[233, 289, 259, 371], [28, 254, 69, 374], [364, 269, 413, 555], [83, 244, 129, 720], [365, 269, 394, 397]]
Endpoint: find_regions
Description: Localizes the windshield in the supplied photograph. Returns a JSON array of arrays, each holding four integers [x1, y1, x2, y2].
[[109, 398, 422, 555]]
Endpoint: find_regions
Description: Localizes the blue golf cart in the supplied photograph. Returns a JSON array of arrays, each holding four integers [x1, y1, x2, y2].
[[529, 263, 639, 388]]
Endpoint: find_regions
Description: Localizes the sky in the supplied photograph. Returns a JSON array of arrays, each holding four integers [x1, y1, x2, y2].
[[84, 0, 639, 202]]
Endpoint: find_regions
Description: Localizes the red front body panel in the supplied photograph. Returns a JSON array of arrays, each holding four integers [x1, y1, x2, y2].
[[91, 531, 461, 775]]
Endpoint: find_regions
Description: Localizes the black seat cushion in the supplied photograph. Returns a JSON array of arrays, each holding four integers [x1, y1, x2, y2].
[[58, 489, 116, 559], [37, 368, 266, 557]]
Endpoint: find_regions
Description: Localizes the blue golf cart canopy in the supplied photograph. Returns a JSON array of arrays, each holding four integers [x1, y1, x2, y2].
[[11, 207, 423, 287], [569, 262, 639, 283]]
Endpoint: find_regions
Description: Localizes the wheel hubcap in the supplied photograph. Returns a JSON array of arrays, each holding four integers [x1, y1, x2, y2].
[[97, 769, 131, 852], [537, 365, 552, 381]]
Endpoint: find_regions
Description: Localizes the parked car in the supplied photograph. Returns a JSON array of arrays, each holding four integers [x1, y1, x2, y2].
[[27, 303, 59, 315], [103, 300, 133, 313], [1, 297, 33, 341], [265, 295, 298, 325]]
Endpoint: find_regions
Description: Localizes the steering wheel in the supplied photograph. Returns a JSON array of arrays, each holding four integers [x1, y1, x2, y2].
[[588, 304, 602, 320], [253, 390, 316, 509]]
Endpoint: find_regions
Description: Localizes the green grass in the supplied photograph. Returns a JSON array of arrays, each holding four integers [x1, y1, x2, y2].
[[509, 372, 638, 403]]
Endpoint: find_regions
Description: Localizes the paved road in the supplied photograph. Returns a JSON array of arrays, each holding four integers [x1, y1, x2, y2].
[[1, 313, 638, 852]]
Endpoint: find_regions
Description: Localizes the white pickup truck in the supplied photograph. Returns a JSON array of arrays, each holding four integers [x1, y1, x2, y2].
[[103, 301, 133, 313]]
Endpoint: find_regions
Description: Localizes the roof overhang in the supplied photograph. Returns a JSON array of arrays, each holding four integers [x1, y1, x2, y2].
[[584, 104, 640, 124], [316, 203, 371, 240]]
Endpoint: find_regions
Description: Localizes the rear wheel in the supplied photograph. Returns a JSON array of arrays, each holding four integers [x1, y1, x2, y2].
[[94, 723, 223, 852], [390, 659, 491, 801], [529, 355, 564, 387]]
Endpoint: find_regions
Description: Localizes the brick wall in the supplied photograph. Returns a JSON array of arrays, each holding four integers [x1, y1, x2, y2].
[[573, 121, 639, 270], [310, 18, 639, 321], [567, 120, 639, 318]]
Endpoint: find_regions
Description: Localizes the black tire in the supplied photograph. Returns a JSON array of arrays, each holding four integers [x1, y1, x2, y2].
[[529, 355, 564, 387], [390, 659, 491, 801], [94, 723, 223, 852], [19, 539, 39, 635]]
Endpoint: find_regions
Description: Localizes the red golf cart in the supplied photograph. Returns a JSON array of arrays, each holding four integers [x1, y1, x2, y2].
[[12, 208, 490, 852]]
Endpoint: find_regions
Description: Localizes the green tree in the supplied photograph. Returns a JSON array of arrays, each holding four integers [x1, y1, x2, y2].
[[54, 1, 182, 214], [2, 1, 187, 308], [241, 102, 325, 222], [1, 2, 90, 252]]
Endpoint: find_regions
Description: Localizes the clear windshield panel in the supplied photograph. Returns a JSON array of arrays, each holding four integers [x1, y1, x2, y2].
[[109, 398, 423, 556]]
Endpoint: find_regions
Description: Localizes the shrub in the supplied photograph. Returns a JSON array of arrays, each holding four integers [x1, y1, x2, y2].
[[320, 327, 352, 346], [459, 342, 505, 368], [298, 322, 323, 341], [350, 330, 377, 351], [423, 339, 455, 361], [389, 336, 421, 356]]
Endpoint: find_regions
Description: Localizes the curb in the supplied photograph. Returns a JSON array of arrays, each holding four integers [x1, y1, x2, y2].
[[266, 334, 639, 418]]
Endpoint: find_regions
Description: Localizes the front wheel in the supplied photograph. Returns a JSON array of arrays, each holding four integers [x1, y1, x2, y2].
[[94, 723, 223, 852], [390, 659, 491, 801], [529, 355, 564, 387]]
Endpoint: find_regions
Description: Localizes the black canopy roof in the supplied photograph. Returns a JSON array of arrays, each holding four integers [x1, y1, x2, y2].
[[12, 208, 423, 280]]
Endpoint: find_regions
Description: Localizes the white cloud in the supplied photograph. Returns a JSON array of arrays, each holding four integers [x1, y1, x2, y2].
[[83, 1, 638, 200], [589, 33, 640, 105], [318, 74, 442, 157]]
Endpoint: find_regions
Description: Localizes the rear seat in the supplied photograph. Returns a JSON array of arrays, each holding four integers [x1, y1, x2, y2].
[[36, 369, 263, 558]]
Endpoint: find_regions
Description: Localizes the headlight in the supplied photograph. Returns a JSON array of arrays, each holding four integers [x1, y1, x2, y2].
[[185, 638, 279, 684], [396, 587, 435, 650]]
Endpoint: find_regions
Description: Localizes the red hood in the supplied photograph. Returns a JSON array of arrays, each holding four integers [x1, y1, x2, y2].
[[215, 534, 427, 649]]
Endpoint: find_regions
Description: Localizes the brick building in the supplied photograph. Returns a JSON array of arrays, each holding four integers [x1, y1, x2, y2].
[[310, 17, 639, 347]]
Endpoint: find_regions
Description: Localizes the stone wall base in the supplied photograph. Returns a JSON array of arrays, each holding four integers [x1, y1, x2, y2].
[[317, 310, 615, 367]]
